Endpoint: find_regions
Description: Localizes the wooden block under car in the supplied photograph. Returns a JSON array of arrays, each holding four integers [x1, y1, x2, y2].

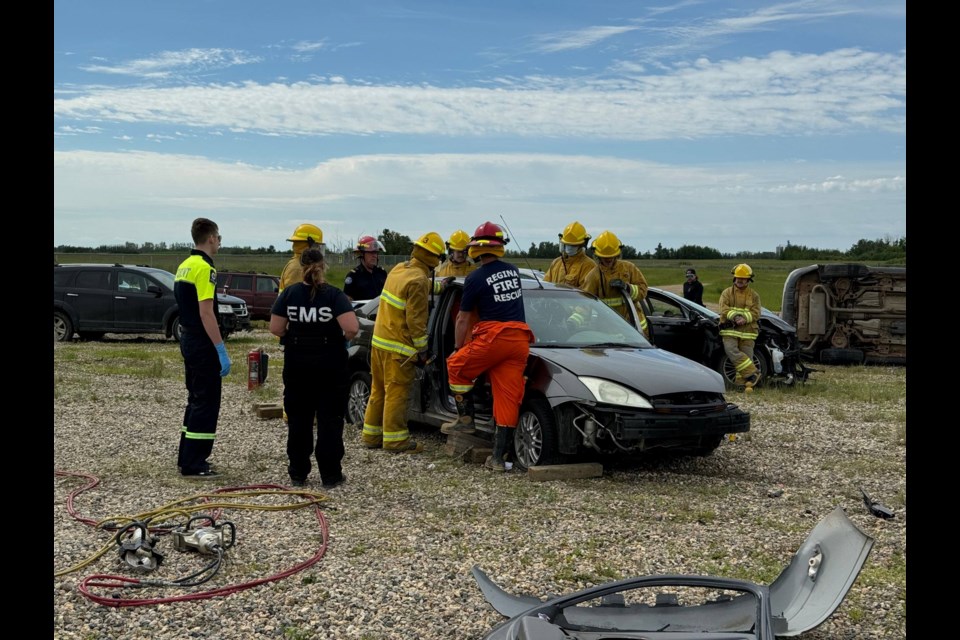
[[443, 431, 493, 463], [526, 462, 603, 482], [254, 403, 284, 419]]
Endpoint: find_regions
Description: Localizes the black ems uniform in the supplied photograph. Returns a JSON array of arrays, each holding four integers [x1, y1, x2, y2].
[[272, 282, 354, 485], [343, 264, 387, 301], [174, 250, 222, 475]]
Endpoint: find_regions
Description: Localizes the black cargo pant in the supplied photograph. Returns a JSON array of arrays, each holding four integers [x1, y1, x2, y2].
[[282, 347, 348, 484], [178, 329, 222, 475]]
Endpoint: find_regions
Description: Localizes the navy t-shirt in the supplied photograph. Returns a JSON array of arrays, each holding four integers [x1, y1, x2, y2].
[[272, 282, 354, 363], [460, 260, 525, 323]]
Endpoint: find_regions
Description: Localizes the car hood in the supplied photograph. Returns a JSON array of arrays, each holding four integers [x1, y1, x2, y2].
[[533, 345, 726, 395], [760, 308, 796, 334], [217, 293, 246, 304]]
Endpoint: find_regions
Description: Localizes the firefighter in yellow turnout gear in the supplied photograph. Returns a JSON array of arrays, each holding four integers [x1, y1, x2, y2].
[[543, 221, 596, 288], [280, 224, 324, 291], [581, 230, 650, 338], [361, 231, 446, 452], [435, 230, 477, 278], [719, 264, 761, 390]]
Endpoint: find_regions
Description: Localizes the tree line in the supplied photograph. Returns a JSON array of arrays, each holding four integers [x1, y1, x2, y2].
[[55, 231, 906, 262]]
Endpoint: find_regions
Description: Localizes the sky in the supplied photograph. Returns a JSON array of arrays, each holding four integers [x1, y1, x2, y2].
[[54, 0, 906, 255]]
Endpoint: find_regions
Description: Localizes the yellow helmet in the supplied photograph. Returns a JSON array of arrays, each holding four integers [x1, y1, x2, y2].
[[559, 221, 590, 246], [413, 231, 446, 257], [732, 263, 754, 279], [446, 229, 471, 252], [591, 230, 622, 258], [287, 223, 323, 245]]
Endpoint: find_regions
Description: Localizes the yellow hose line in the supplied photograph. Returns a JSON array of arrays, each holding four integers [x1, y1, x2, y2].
[[56, 489, 328, 578]]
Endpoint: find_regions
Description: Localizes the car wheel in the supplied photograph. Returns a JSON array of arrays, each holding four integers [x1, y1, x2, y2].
[[819, 348, 865, 365], [719, 349, 769, 389], [513, 398, 562, 470], [172, 316, 183, 342], [346, 371, 372, 427], [54, 311, 73, 342], [77, 332, 105, 341]]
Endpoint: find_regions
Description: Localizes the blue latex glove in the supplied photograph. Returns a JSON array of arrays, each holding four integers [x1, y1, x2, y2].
[[215, 342, 231, 377]]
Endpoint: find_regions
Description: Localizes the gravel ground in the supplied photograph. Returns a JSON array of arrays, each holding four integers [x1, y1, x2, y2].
[[53, 333, 906, 639]]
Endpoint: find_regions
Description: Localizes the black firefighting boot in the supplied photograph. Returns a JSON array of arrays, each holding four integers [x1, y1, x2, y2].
[[484, 426, 510, 472], [441, 392, 476, 435]]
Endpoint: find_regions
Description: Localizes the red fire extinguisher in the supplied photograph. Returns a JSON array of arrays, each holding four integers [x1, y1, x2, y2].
[[248, 348, 269, 390]]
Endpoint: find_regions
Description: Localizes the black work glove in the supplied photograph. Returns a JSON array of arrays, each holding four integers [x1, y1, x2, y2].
[[609, 279, 628, 292], [415, 350, 436, 367], [440, 276, 456, 290]]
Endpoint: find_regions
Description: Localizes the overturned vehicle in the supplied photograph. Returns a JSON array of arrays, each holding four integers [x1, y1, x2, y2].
[[781, 263, 906, 365], [347, 278, 750, 469], [474, 506, 873, 639]]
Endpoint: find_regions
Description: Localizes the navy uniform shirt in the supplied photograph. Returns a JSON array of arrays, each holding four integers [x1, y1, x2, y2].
[[272, 282, 354, 363], [343, 264, 387, 301], [461, 260, 525, 323]]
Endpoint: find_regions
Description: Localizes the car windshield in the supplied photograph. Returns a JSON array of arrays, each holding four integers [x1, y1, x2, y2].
[[523, 289, 651, 348]]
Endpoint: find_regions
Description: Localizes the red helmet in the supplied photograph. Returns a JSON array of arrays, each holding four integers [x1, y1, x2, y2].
[[467, 221, 509, 248], [355, 235, 385, 253]]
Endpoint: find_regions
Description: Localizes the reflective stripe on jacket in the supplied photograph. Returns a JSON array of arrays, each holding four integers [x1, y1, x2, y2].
[[372, 258, 431, 357], [718, 285, 761, 340]]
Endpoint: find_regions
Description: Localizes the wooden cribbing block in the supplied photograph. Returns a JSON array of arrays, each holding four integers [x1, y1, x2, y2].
[[526, 462, 603, 482], [254, 403, 283, 419]]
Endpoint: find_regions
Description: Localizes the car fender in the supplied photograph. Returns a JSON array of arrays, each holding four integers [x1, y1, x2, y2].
[[54, 301, 80, 330]]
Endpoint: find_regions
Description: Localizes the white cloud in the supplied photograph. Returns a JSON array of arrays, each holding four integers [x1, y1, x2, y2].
[[54, 49, 905, 140], [534, 25, 640, 53], [79, 48, 261, 78], [53, 150, 905, 253]]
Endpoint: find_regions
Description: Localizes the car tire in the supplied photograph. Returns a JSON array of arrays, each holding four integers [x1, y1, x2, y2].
[[171, 316, 183, 342], [346, 371, 372, 427], [54, 311, 73, 342], [819, 348, 865, 365], [688, 435, 723, 457], [719, 349, 769, 389], [513, 397, 563, 470]]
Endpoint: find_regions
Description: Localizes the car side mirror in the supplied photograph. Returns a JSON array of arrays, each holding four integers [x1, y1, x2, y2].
[[146, 284, 162, 297]]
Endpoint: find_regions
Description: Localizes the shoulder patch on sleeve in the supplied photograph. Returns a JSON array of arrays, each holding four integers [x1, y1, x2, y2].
[[209, 270, 217, 285], [344, 276, 353, 285]]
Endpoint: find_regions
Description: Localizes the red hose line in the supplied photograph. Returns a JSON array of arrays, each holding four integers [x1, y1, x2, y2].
[[57, 472, 331, 607]]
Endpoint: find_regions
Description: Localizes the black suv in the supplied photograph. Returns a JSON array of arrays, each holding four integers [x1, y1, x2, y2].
[[54, 263, 249, 342], [216, 271, 280, 321]]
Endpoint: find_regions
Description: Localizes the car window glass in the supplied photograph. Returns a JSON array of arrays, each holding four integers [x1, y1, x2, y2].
[[75, 270, 112, 290], [118, 271, 148, 292], [216, 273, 229, 286], [54, 271, 77, 287], [257, 277, 278, 292], [232, 275, 253, 290], [647, 296, 683, 318], [524, 290, 650, 347]]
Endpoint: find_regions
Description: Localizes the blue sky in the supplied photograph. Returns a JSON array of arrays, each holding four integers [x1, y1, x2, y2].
[[54, 0, 906, 255]]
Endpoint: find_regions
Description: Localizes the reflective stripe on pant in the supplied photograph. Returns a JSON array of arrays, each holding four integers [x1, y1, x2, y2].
[[361, 346, 416, 450], [447, 321, 533, 428], [722, 336, 757, 382], [178, 331, 222, 474]]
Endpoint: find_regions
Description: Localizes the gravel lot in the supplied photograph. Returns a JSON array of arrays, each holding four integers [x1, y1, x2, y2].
[[53, 332, 906, 639]]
